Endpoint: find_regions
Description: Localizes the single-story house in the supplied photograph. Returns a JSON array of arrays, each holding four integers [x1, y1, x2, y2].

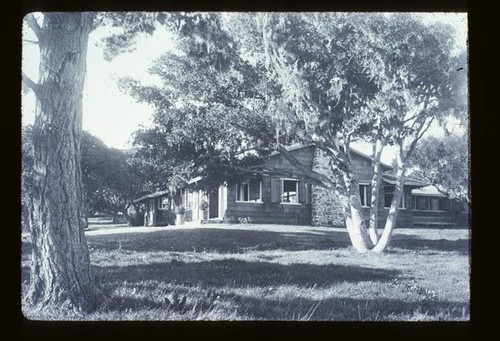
[[133, 145, 468, 228]]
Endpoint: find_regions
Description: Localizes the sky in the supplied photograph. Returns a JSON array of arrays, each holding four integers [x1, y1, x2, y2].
[[21, 12, 468, 161], [22, 23, 175, 149]]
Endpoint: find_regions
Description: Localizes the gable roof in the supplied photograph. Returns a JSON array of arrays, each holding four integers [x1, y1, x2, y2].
[[269, 143, 393, 169], [382, 172, 429, 187], [269, 143, 429, 188]]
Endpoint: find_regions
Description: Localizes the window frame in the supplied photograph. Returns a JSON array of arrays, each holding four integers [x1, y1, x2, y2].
[[281, 178, 300, 205], [413, 195, 450, 212], [359, 183, 370, 208], [235, 179, 263, 203], [158, 196, 169, 210], [384, 185, 406, 210]]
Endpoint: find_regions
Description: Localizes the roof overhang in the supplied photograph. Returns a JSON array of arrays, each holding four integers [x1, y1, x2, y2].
[[382, 172, 429, 187], [269, 144, 393, 169], [133, 190, 170, 203], [411, 185, 447, 198]]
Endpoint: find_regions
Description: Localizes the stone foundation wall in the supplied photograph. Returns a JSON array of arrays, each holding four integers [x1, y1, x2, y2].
[[311, 148, 345, 227]]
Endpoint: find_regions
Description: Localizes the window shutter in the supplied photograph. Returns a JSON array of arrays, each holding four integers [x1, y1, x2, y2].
[[305, 183, 311, 204], [271, 178, 281, 203], [298, 181, 305, 203]]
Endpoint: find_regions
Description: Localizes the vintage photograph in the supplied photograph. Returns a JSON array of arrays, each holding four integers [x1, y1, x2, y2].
[[21, 12, 469, 320]]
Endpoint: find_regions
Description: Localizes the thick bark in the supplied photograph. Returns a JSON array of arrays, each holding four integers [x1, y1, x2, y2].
[[26, 13, 101, 313], [368, 138, 383, 245]]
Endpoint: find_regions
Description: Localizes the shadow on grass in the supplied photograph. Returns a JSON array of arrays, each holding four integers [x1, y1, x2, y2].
[[87, 228, 352, 254], [92, 258, 400, 288], [87, 227, 469, 255], [389, 236, 470, 255], [234, 295, 469, 320]]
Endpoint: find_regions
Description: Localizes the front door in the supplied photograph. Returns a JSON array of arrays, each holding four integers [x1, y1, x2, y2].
[[209, 190, 219, 219]]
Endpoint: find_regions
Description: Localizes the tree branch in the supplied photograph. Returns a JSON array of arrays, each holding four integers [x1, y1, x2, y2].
[[276, 145, 336, 189], [25, 13, 42, 40], [23, 39, 39, 45], [22, 72, 41, 96], [402, 112, 421, 124], [405, 116, 435, 162]]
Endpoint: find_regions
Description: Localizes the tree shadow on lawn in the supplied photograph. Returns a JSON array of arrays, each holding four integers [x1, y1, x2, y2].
[[234, 294, 469, 320], [388, 236, 470, 255], [87, 228, 353, 254], [92, 258, 400, 289], [87, 227, 470, 255]]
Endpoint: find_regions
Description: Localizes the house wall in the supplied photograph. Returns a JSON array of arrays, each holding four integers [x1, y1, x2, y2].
[[310, 148, 345, 226], [138, 145, 463, 228], [310, 148, 434, 228], [183, 190, 208, 223], [140, 196, 175, 226], [367, 186, 415, 228], [224, 175, 311, 225], [224, 147, 314, 225]]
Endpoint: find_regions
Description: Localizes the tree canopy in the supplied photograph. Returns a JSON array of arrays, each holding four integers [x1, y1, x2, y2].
[[122, 13, 289, 193], [81, 132, 140, 219], [409, 134, 469, 206]]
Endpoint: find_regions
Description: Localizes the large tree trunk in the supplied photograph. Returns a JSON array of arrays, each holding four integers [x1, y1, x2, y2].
[[25, 13, 100, 314], [368, 138, 383, 245]]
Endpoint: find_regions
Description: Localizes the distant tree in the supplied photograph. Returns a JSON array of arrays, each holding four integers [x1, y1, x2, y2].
[[409, 135, 469, 209], [81, 132, 140, 223]]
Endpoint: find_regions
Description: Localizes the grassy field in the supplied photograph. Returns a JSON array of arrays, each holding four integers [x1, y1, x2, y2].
[[21, 219, 470, 321]]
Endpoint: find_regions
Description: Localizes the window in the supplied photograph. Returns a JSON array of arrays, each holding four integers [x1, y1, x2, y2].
[[415, 196, 428, 210], [159, 196, 169, 210], [236, 179, 262, 202], [282, 179, 299, 203], [439, 198, 451, 211], [414, 196, 450, 211], [183, 190, 193, 209], [359, 184, 370, 207], [384, 185, 405, 209]]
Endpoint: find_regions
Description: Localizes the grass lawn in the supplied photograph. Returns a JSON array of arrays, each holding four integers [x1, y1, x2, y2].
[[21, 219, 470, 321]]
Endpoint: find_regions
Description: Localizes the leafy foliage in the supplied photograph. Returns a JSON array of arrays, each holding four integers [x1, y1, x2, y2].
[[409, 135, 469, 205], [81, 132, 140, 217], [123, 13, 285, 192]]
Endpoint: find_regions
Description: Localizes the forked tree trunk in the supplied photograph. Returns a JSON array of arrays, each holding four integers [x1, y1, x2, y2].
[[342, 172, 374, 253], [368, 138, 383, 244], [26, 13, 100, 313], [372, 162, 406, 253]]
